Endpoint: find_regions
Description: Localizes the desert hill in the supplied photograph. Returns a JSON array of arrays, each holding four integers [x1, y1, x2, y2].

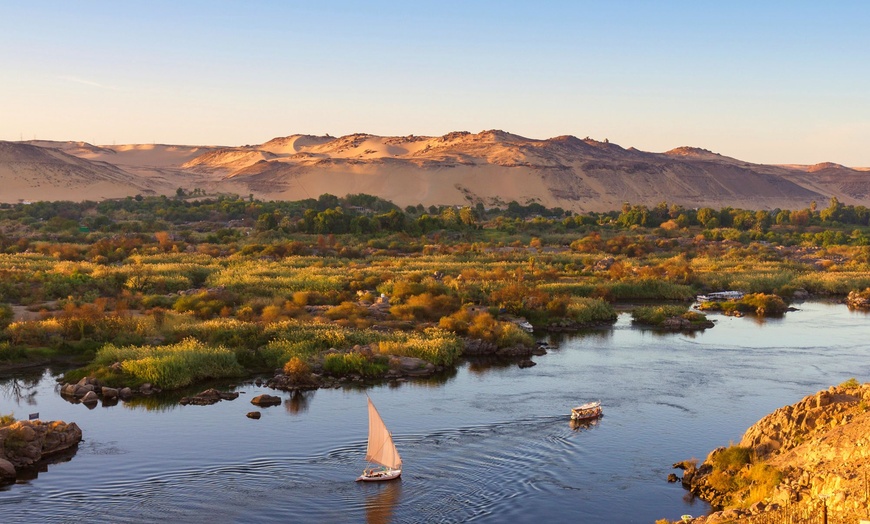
[[2, 131, 869, 211]]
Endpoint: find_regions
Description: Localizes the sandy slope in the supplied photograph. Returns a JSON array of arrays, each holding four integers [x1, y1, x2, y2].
[[3, 132, 869, 210]]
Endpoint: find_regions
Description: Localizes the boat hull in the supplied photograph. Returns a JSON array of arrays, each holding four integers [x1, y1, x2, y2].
[[356, 469, 402, 482], [570, 401, 602, 421]]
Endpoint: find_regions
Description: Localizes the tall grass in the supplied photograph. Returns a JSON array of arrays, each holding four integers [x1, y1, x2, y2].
[[95, 338, 245, 389], [259, 321, 463, 369]]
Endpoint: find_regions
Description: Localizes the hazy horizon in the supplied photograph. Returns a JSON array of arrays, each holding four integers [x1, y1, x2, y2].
[[2, 1, 869, 166]]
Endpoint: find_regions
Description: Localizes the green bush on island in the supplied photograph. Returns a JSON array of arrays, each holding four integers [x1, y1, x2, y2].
[[323, 352, 389, 377], [258, 321, 464, 370], [565, 297, 617, 324], [631, 304, 702, 326], [697, 293, 788, 317], [88, 338, 245, 389]]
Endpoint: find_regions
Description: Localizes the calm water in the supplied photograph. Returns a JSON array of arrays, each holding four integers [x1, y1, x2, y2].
[[1, 301, 868, 523]]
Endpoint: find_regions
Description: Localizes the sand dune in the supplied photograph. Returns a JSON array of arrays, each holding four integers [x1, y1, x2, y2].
[[3, 131, 869, 211]]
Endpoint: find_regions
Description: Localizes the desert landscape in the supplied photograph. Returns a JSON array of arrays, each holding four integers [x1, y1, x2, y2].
[[3, 131, 869, 211]]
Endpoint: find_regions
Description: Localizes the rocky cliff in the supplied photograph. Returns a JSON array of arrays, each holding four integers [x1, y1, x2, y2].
[[678, 382, 870, 522]]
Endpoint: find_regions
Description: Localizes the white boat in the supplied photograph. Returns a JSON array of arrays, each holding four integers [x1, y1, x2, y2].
[[571, 400, 602, 421], [696, 291, 744, 303], [357, 397, 402, 482]]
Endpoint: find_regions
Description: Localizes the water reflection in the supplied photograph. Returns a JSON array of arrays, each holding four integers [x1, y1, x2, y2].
[[1, 443, 80, 489], [569, 416, 602, 432], [0, 376, 39, 405], [363, 480, 402, 524], [285, 390, 313, 415]]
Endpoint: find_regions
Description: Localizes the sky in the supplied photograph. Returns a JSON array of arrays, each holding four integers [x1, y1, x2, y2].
[[2, 1, 869, 165]]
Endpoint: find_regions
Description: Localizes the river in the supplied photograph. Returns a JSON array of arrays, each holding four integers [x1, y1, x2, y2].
[[1, 301, 868, 523]]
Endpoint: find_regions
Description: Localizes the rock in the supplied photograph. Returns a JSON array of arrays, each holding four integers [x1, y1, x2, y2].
[[391, 356, 436, 377], [140, 383, 153, 394], [517, 359, 536, 368], [748, 501, 765, 514], [101, 387, 118, 399], [118, 387, 133, 400], [251, 394, 282, 407], [246, 412, 261, 419], [80, 391, 99, 403], [0, 458, 15, 481], [0, 420, 83, 472], [180, 388, 239, 406], [667, 473, 679, 483]]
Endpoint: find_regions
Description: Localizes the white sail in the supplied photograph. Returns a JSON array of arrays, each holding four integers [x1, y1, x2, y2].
[[365, 398, 402, 470]]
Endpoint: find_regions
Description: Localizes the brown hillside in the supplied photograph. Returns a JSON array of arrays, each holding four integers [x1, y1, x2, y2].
[[4, 131, 869, 210]]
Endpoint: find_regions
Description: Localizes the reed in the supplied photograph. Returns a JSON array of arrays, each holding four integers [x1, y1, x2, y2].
[[94, 338, 244, 389]]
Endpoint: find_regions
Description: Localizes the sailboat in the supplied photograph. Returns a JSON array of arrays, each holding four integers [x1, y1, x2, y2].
[[357, 397, 402, 482]]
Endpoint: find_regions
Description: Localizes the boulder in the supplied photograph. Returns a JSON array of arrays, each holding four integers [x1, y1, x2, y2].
[[246, 412, 261, 419], [118, 387, 133, 400], [251, 394, 282, 407], [0, 457, 15, 481], [101, 387, 119, 399], [0, 420, 82, 471], [517, 359, 536, 368], [180, 388, 240, 406], [80, 391, 99, 403], [390, 356, 436, 377]]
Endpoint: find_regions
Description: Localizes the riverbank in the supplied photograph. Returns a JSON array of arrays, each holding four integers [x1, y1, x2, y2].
[[674, 381, 870, 523]]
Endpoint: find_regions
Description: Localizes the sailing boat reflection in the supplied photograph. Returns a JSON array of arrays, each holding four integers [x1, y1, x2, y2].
[[364, 479, 402, 524]]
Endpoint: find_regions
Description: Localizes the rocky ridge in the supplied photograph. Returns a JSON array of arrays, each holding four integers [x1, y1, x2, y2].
[[678, 382, 870, 522]]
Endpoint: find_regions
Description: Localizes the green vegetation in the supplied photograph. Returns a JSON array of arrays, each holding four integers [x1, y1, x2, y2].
[[0, 413, 15, 427], [631, 304, 710, 328], [840, 377, 860, 388], [77, 338, 246, 389], [2, 193, 869, 389], [697, 293, 788, 317], [706, 444, 783, 508]]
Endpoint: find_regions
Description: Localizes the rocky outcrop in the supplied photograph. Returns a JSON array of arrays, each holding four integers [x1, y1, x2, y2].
[[461, 338, 536, 357], [179, 388, 240, 406], [0, 420, 83, 486], [60, 376, 136, 406], [677, 382, 870, 521], [845, 289, 870, 310], [251, 394, 282, 407]]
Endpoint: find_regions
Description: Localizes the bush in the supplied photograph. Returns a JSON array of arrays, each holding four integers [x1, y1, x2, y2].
[[323, 352, 388, 377], [94, 338, 245, 389], [0, 413, 15, 427], [0, 303, 14, 329], [0, 341, 27, 361], [631, 304, 691, 325], [840, 377, 860, 388]]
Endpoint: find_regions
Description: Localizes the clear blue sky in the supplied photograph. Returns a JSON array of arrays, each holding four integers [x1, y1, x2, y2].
[[2, 1, 869, 165]]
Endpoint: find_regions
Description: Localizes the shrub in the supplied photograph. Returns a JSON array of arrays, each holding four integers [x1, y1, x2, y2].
[[631, 305, 690, 325], [0, 342, 27, 361], [0, 413, 15, 427], [840, 377, 860, 388], [0, 303, 14, 329], [323, 352, 388, 377], [740, 293, 787, 316], [566, 297, 617, 324], [94, 338, 245, 389]]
